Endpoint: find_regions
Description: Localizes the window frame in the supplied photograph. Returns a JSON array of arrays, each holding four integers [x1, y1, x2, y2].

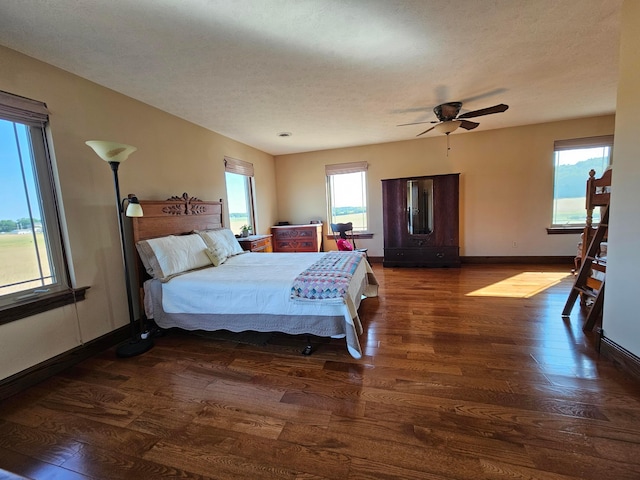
[[0, 90, 85, 324], [549, 135, 613, 232], [224, 156, 256, 235], [325, 161, 369, 234]]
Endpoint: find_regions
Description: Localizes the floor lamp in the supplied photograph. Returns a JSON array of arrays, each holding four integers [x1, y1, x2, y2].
[[86, 140, 154, 358]]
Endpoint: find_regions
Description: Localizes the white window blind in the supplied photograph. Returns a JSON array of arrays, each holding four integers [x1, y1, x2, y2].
[[0, 90, 49, 126], [224, 156, 254, 177], [325, 161, 368, 176], [554, 135, 614, 151]]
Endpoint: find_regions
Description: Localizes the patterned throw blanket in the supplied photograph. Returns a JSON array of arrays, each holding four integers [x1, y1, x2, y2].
[[291, 252, 364, 300]]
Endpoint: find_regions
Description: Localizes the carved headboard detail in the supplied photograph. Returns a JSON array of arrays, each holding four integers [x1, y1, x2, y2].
[[162, 192, 207, 216]]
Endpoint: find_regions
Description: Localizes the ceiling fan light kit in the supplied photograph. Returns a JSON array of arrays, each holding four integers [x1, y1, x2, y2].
[[399, 101, 509, 137], [434, 120, 461, 135]]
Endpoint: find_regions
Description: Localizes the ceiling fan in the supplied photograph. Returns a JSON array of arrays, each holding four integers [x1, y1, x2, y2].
[[398, 101, 509, 136]]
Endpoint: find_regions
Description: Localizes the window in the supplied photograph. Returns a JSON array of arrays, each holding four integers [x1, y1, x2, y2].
[[224, 156, 255, 236], [326, 162, 368, 232], [0, 90, 72, 315], [551, 136, 613, 227]]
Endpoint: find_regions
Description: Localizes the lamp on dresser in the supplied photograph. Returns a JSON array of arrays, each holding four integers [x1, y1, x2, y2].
[[86, 140, 153, 358]]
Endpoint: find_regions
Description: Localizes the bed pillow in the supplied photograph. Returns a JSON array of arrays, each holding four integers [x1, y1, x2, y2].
[[136, 234, 212, 281], [197, 228, 245, 266]]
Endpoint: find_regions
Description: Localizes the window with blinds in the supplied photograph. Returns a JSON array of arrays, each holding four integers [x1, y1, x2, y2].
[[0, 90, 70, 310], [224, 156, 256, 235], [325, 161, 368, 232], [551, 135, 613, 227]]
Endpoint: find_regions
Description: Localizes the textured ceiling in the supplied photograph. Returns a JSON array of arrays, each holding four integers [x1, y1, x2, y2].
[[0, 0, 623, 155]]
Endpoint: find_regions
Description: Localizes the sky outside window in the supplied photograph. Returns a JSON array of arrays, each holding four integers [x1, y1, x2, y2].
[[0, 120, 42, 224]]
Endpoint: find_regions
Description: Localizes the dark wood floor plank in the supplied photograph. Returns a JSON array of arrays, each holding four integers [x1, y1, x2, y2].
[[1, 264, 639, 480], [279, 389, 366, 418], [224, 433, 353, 479], [341, 456, 444, 480], [525, 444, 640, 480], [60, 443, 211, 480], [478, 458, 587, 480], [0, 445, 90, 480], [0, 420, 83, 467], [362, 401, 598, 457], [193, 403, 287, 440], [143, 437, 300, 479], [37, 381, 141, 429], [197, 394, 333, 429], [276, 418, 484, 479], [35, 413, 158, 458]]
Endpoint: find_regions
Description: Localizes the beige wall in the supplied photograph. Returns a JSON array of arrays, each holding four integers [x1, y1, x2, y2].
[[0, 46, 278, 379], [603, 0, 640, 356], [275, 116, 615, 257]]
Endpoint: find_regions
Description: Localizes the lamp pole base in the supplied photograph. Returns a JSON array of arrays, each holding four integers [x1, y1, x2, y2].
[[116, 337, 154, 358]]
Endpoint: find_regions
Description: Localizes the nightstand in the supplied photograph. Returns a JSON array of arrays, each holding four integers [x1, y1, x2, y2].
[[237, 234, 273, 253]]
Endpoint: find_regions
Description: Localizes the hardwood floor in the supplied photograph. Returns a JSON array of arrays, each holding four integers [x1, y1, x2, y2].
[[1, 263, 640, 480]]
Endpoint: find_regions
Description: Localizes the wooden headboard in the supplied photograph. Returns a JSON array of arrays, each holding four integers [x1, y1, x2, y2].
[[132, 192, 223, 243], [130, 193, 223, 289]]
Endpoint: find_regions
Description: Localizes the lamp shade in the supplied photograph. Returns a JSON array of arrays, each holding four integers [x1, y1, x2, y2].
[[86, 140, 137, 163], [125, 196, 143, 217], [435, 120, 461, 135]]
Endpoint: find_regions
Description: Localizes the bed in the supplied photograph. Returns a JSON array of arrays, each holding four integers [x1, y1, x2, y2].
[[131, 193, 378, 358]]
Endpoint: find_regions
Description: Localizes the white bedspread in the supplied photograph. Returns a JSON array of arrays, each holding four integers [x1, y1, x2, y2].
[[144, 252, 378, 358]]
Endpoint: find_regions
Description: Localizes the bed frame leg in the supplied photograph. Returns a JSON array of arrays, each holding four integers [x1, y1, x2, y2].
[[301, 336, 313, 356]]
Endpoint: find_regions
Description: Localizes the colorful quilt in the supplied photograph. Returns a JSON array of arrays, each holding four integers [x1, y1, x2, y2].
[[291, 252, 364, 300]]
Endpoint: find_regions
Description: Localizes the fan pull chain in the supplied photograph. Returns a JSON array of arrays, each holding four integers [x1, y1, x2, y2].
[[446, 133, 451, 156]]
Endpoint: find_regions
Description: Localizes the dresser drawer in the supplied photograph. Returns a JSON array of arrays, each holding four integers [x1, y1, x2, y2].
[[383, 246, 460, 267], [274, 239, 317, 252], [273, 228, 311, 239]]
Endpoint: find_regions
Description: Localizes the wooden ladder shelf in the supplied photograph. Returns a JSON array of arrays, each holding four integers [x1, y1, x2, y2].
[[562, 205, 608, 332]]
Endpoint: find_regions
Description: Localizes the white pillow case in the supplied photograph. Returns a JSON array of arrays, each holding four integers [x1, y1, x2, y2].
[[136, 234, 212, 281], [197, 228, 245, 266]]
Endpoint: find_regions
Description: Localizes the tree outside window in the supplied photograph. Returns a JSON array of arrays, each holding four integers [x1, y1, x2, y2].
[[552, 136, 613, 227]]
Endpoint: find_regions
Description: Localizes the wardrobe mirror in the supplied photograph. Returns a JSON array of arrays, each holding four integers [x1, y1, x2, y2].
[[407, 178, 433, 235]]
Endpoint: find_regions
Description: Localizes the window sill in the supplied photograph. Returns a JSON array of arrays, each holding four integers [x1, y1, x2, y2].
[[0, 286, 90, 326], [326, 232, 374, 240], [546, 227, 584, 234]]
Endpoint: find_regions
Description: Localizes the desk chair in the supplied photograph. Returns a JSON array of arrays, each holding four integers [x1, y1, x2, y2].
[[330, 222, 368, 258]]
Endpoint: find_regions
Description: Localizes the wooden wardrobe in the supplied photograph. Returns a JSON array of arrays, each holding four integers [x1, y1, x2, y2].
[[382, 173, 460, 267]]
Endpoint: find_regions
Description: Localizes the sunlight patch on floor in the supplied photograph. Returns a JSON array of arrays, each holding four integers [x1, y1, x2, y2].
[[466, 272, 571, 298]]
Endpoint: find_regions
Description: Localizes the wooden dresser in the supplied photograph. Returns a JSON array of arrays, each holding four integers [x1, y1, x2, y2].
[[271, 224, 323, 252], [237, 234, 273, 253]]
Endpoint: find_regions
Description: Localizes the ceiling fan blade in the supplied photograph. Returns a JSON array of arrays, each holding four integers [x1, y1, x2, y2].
[[416, 125, 436, 137], [459, 120, 479, 130], [397, 120, 437, 127], [458, 103, 509, 119]]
